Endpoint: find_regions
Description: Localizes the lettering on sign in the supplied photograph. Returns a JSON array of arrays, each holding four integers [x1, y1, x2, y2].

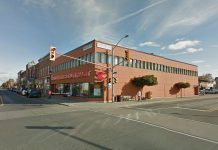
[[51, 71, 91, 80], [97, 42, 112, 50]]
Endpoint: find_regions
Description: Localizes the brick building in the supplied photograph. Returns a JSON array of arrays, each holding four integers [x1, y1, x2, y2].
[[50, 40, 199, 102]]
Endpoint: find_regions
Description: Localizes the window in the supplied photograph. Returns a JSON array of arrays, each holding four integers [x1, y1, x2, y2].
[[138, 60, 141, 68], [129, 59, 133, 67], [119, 57, 124, 66], [80, 83, 89, 96], [153, 63, 156, 71], [108, 55, 112, 64], [96, 52, 101, 63], [103, 53, 107, 64], [89, 82, 103, 97], [133, 59, 137, 68], [142, 61, 146, 69], [146, 62, 149, 69], [115, 56, 119, 65], [149, 62, 152, 70]]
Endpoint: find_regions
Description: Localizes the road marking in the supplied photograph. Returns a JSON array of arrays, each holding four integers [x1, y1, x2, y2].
[[173, 106, 208, 112], [0, 96, 4, 106], [89, 109, 218, 145]]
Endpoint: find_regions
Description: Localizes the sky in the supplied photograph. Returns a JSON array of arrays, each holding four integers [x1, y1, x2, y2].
[[0, 0, 218, 85]]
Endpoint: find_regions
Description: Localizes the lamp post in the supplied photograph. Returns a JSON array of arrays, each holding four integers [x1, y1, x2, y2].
[[111, 35, 129, 102]]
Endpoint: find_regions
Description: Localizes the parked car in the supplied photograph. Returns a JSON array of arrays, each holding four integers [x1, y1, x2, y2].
[[21, 89, 27, 96], [205, 89, 218, 94], [199, 89, 205, 95], [26, 89, 41, 98]]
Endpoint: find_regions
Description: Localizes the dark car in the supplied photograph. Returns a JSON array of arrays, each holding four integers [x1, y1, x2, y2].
[[26, 89, 41, 98]]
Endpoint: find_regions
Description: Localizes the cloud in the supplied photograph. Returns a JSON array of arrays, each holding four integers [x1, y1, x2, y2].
[[211, 45, 218, 48], [205, 64, 211, 68], [191, 60, 205, 64], [168, 40, 200, 50], [0, 72, 8, 75], [104, 0, 168, 27], [154, 0, 218, 38], [161, 46, 166, 50], [186, 47, 203, 53], [139, 41, 160, 47], [22, 0, 56, 8]]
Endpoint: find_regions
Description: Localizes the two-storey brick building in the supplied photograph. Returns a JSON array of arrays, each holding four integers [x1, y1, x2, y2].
[[50, 40, 199, 102]]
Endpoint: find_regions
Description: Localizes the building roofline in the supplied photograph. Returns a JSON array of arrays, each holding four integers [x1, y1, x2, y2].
[[95, 39, 197, 67], [51, 39, 197, 67], [65, 40, 96, 55], [38, 53, 49, 62]]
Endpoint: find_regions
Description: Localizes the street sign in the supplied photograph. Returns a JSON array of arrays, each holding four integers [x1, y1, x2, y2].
[[107, 83, 112, 88]]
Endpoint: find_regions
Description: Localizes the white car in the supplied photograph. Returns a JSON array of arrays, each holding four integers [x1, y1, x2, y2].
[[21, 89, 27, 96]]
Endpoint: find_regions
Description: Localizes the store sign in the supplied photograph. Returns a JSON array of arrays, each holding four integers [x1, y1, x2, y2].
[[82, 43, 93, 51], [51, 71, 91, 81], [97, 42, 112, 50]]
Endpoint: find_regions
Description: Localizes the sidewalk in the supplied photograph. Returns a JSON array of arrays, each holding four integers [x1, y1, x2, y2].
[[40, 94, 218, 108]]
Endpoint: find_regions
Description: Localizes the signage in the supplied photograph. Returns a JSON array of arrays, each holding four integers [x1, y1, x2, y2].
[[96, 71, 105, 81], [51, 71, 91, 81], [97, 42, 112, 50], [107, 83, 112, 88], [82, 43, 92, 51]]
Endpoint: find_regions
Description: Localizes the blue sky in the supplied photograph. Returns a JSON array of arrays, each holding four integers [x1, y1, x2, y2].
[[0, 0, 218, 84]]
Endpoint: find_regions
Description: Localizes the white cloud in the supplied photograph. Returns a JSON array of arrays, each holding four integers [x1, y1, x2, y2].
[[205, 64, 211, 68], [211, 45, 218, 48], [191, 60, 205, 64], [168, 40, 200, 50], [139, 41, 160, 47], [22, 0, 56, 8], [0, 72, 8, 75], [161, 46, 166, 50], [186, 47, 203, 53], [154, 0, 218, 38], [104, 0, 168, 27]]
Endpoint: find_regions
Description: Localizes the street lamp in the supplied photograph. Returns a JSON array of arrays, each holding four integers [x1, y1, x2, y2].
[[111, 35, 129, 102]]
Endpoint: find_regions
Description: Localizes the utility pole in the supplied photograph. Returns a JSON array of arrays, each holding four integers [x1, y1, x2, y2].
[[111, 35, 129, 102]]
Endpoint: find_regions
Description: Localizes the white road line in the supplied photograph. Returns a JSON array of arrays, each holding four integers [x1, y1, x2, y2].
[[126, 107, 174, 111], [174, 106, 208, 112], [89, 109, 218, 145]]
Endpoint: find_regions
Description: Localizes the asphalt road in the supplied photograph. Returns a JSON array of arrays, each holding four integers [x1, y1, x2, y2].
[[1, 89, 218, 150], [132, 96, 218, 125]]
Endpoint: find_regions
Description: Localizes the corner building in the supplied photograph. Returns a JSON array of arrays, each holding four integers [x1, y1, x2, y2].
[[50, 40, 198, 101]]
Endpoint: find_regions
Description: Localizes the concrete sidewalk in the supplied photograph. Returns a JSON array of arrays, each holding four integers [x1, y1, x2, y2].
[[40, 94, 218, 108]]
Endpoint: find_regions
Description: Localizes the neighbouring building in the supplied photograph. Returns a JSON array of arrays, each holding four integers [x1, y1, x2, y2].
[[49, 40, 199, 102], [26, 61, 38, 88], [215, 77, 218, 89], [37, 53, 51, 95], [17, 70, 26, 89]]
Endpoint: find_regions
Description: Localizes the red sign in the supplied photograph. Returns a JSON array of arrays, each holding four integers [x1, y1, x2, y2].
[[96, 71, 105, 81]]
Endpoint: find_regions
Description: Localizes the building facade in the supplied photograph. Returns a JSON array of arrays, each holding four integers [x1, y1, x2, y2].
[[50, 40, 199, 101], [37, 53, 51, 95]]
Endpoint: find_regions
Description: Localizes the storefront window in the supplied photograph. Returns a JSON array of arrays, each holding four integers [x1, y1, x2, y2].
[[80, 83, 89, 96], [72, 84, 80, 96], [90, 82, 103, 97], [63, 84, 70, 93]]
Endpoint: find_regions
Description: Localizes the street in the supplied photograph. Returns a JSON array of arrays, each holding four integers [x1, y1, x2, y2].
[[1, 89, 218, 150]]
